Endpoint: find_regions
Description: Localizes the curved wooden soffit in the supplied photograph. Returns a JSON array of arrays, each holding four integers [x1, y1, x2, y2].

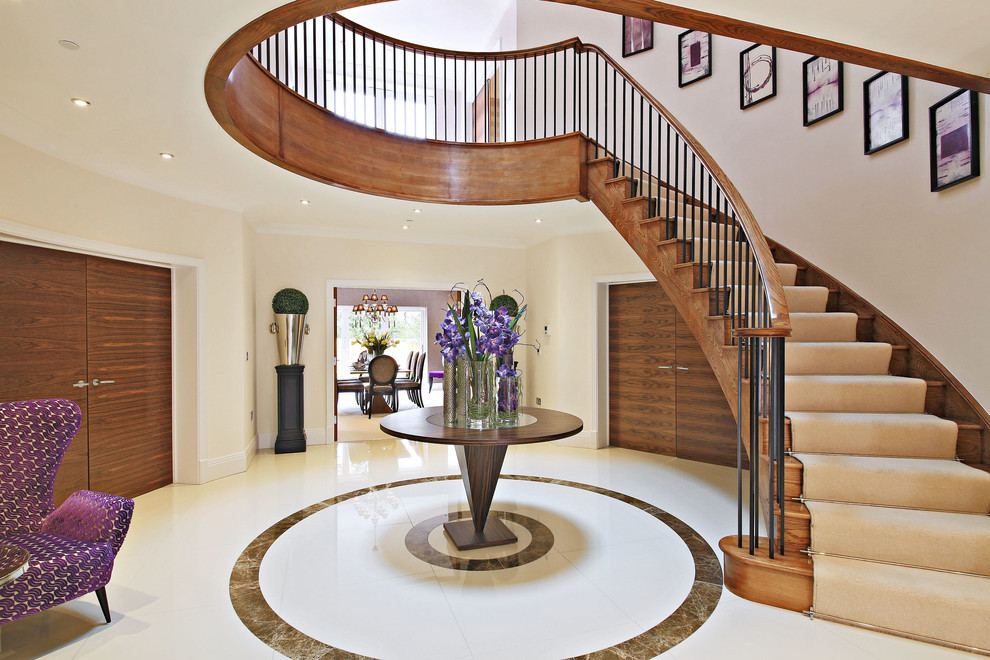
[[207, 0, 589, 204]]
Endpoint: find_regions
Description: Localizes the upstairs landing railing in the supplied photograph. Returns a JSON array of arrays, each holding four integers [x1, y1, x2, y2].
[[250, 12, 790, 558]]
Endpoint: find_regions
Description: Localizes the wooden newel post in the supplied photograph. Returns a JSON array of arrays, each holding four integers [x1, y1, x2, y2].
[[275, 364, 306, 453]]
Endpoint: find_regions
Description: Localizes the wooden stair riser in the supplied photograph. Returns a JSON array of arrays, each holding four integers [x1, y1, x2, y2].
[[587, 150, 742, 421], [758, 483, 812, 550]]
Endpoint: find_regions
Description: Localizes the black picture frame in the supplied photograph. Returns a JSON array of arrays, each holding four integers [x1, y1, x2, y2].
[[930, 89, 980, 192], [622, 17, 653, 58], [678, 30, 712, 87], [802, 56, 843, 126], [740, 44, 776, 109], [864, 71, 909, 154]]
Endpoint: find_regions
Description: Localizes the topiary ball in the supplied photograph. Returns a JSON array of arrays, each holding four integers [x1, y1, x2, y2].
[[272, 288, 309, 314], [490, 293, 519, 317]]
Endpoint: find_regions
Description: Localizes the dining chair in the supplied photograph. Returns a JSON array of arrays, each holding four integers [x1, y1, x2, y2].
[[335, 377, 365, 409], [364, 355, 399, 418], [396, 352, 426, 407]]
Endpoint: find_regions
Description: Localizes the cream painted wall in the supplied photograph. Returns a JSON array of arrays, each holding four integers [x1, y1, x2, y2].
[[516, 0, 990, 413], [525, 230, 646, 447], [243, 222, 258, 457], [252, 232, 526, 444], [0, 135, 254, 469]]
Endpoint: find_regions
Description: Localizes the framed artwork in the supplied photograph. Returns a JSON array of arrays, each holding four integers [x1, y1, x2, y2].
[[678, 30, 711, 87], [864, 71, 908, 154], [803, 56, 843, 126], [930, 89, 980, 191], [622, 17, 653, 58], [740, 44, 776, 109]]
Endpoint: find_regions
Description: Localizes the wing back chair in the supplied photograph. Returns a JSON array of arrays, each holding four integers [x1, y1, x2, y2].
[[0, 399, 134, 625]]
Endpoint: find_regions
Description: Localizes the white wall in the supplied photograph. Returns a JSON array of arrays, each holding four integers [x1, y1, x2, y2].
[[516, 0, 990, 413], [252, 231, 526, 446], [0, 134, 255, 478], [525, 230, 648, 447]]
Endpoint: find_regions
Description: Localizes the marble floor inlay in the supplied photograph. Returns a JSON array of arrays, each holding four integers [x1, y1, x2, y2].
[[229, 474, 723, 659]]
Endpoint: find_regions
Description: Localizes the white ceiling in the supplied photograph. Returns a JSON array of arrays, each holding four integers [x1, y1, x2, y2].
[[0, 0, 985, 248]]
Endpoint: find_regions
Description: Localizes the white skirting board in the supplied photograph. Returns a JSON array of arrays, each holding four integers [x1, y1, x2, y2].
[[199, 433, 259, 483], [553, 430, 603, 450]]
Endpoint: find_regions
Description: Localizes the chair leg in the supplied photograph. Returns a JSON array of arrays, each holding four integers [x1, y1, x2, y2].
[[95, 586, 111, 623]]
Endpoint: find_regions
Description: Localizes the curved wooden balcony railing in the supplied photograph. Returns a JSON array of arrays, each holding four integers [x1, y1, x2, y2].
[[206, 1, 790, 557]]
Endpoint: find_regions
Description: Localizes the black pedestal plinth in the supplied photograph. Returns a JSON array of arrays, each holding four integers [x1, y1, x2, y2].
[[275, 364, 306, 454], [443, 516, 518, 550]]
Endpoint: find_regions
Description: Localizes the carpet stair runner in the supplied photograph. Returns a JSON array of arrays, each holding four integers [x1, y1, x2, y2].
[[590, 158, 990, 651], [781, 272, 990, 652]]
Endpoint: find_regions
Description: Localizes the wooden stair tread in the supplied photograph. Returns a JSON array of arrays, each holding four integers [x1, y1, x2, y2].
[[720, 535, 813, 612], [587, 156, 614, 165], [603, 175, 632, 185]]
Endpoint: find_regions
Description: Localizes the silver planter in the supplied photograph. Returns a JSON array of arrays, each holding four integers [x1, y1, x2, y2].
[[270, 313, 309, 365]]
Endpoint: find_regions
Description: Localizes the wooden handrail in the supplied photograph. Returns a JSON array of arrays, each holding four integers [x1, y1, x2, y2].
[[329, 12, 584, 59], [208, 0, 789, 335], [579, 42, 789, 333]]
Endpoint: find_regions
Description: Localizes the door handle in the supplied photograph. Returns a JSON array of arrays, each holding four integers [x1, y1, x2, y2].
[[658, 365, 674, 370], [72, 380, 89, 388], [675, 366, 689, 371], [92, 379, 116, 386]]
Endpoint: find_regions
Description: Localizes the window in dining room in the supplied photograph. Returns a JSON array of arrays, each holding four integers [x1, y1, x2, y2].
[[336, 305, 427, 377]]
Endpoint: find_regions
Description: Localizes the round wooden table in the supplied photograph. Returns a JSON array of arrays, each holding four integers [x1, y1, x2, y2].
[[380, 406, 582, 550]]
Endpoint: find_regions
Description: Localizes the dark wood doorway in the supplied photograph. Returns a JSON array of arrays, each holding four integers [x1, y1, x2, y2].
[[0, 241, 173, 501], [608, 281, 738, 467]]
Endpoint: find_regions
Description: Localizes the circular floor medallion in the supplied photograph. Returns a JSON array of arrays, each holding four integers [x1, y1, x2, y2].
[[405, 510, 554, 570], [230, 475, 723, 659]]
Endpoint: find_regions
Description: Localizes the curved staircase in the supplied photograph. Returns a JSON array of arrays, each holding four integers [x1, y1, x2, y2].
[[206, 7, 990, 653]]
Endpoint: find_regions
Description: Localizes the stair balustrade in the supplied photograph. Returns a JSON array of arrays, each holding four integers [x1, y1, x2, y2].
[[250, 12, 791, 557]]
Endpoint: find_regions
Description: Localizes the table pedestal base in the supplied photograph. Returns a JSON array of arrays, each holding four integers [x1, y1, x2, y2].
[[443, 516, 517, 550]]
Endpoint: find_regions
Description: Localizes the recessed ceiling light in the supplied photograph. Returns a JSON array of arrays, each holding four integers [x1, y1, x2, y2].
[[70, 98, 90, 107], [402, 224, 409, 230], [300, 199, 310, 205], [413, 208, 422, 214], [159, 152, 174, 159], [535, 218, 543, 223], [58, 40, 80, 50]]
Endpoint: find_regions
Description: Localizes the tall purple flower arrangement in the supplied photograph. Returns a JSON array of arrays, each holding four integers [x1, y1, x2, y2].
[[436, 291, 524, 364]]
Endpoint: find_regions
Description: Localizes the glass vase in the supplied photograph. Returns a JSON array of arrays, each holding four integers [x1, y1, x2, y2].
[[466, 358, 495, 429], [451, 355, 470, 428], [442, 358, 458, 427], [496, 373, 522, 428]]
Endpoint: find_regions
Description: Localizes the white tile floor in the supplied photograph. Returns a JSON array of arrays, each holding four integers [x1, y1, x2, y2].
[[0, 436, 976, 659]]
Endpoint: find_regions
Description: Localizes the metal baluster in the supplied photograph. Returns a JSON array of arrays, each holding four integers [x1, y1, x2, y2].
[[748, 334, 758, 554], [737, 334, 744, 548]]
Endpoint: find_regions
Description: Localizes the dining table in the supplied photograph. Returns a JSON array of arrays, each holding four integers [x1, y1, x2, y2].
[[346, 365, 412, 414]]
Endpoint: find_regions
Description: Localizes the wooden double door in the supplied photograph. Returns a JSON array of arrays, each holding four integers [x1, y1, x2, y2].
[[608, 281, 738, 467], [0, 241, 172, 502]]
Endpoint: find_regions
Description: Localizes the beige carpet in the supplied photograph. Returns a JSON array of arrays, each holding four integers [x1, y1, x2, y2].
[[807, 501, 990, 575], [777, 265, 990, 652], [812, 555, 990, 651], [787, 411, 958, 457]]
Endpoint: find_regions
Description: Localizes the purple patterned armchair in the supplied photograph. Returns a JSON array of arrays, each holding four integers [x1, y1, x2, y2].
[[0, 399, 134, 625]]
